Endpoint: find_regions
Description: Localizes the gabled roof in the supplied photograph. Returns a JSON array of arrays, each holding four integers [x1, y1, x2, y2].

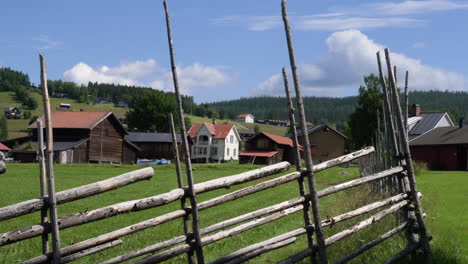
[[28, 111, 127, 135], [261, 132, 303, 150], [410, 126, 468, 146], [188, 123, 235, 139], [237, 114, 253, 118], [409, 112, 453, 135], [126, 132, 182, 143], [295, 124, 347, 139], [0, 143, 11, 151], [240, 150, 278, 157]]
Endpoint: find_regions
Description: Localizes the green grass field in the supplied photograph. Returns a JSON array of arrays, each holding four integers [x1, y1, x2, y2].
[[0, 163, 465, 263]]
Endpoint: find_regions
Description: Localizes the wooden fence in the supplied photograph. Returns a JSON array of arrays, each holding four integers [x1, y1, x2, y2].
[[0, 1, 432, 263]]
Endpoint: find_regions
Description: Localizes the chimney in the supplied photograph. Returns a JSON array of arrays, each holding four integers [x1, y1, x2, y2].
[[212, 119, 216, 125], [409, 104, 421, 117], [460, 117, 465, 129]]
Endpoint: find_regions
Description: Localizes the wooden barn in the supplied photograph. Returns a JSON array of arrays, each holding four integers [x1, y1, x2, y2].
[[125, 132, 189, 161], [295, 124, 347, 163], [410, 122, 468, 171], [240, 132, 302, 165], [15, 111, 139, 164]]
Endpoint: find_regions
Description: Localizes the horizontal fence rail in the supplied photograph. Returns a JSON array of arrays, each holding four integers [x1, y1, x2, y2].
[[2, 145, 428, 264]]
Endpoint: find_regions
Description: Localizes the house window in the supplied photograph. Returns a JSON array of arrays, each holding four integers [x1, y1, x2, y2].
[[226, 148, 230, 156], [199, 135, 209, 145], [211, 147, 217, 155], [230, 135, 234, 143], [233, 148, 236, 156], [202, 147, 207, 155]]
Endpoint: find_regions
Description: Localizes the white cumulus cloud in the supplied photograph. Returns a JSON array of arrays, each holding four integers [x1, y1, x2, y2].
[[63, 59, 234, 95], [252, 30, 466, 96]]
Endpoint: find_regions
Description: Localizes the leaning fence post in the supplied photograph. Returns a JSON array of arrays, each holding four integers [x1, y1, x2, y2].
[[163, 1, 205, 263], [39, 54, 61, 263], [168, 113, 195, 264], [404, 71, 409, 134], [281, 1, 328, 263], [282, 67, 316, 263], [37, 119, 49, 255], [384, 48, 432, 264]]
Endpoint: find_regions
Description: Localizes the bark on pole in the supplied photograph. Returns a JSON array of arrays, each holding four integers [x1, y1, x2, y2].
[[168, 112, 194, 264], [163, 1, 205, 263], [404, 71, 409, 134], [384, 48, 432, 264], [37, 119, 49, 255], [39, 54, 61, 263], [281, 2, 327, 262], [282, 67, 315, 262]]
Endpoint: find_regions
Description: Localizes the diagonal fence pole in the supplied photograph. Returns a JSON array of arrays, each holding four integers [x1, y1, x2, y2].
[[282, 67, 316, 264], [168, 113, 195, 264], [384, 48, 432, 264], [163, 1, 205, 263], [37, 119, 49, 255], [281, 1, 328, 263], [39, 54, 61, 264]]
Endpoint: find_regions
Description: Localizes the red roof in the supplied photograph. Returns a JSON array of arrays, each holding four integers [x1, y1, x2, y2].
[[237, 114, 252, 118], [0, 143, 11, 151], [188, 123, 235, 139], [260, 132, 304, 150], [28, 112, 112, 129], [240, 150, 278, 157]]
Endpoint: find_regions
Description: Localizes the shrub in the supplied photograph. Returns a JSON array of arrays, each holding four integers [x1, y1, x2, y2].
[[413, 161, 428, 176]]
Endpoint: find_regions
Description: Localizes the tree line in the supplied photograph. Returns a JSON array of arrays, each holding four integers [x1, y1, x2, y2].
[[0, 68, 38, 110]]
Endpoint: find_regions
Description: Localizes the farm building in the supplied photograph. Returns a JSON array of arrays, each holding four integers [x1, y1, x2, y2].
[[189, 122, 240, 163], [240, 132, 302, 165], [11, 111, 138, 164], [407, 104, 454, 139], [236, 114, 255, 123], [295, 124, 347, 163], [237, 128, 255, 141], [409, 120, 468, 171], [125, 132, 190, 160], [3, 107, 21, 119], [0, 143, 10, 154]]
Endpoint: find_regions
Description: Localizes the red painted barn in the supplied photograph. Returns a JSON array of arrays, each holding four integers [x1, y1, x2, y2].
[[409, 123, 468, 171]]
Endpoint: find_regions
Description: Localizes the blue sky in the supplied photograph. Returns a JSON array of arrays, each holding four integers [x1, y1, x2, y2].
[[1, 0, 467, 102]]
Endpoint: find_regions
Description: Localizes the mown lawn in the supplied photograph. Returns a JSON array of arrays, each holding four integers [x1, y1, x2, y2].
[[0, 163, 465, 263]]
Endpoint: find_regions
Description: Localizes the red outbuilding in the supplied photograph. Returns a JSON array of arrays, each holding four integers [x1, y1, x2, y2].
[[409, 121, 468, 171]]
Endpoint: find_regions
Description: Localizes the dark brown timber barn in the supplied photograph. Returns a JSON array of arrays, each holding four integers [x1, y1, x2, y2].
[[125, 132, 190, 161], [24, 111, 138, 164], [240, 132, 302, 165]]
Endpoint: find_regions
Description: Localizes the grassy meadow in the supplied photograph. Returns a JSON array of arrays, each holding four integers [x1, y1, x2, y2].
[[0, 163, 466, 263]]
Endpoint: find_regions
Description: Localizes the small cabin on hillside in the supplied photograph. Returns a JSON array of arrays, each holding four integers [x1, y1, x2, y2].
[[4, 107, 21, 119], [240, 132, 302, 165], [11, 111, 138, 164], [236, 114, 255, 123], [125, 132, 190, 161], [295, 124, 347, 163]]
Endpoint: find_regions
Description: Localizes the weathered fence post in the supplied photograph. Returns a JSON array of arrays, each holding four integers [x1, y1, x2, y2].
[[163, 1, 205, 263], [168, 113, 195, 264], [404, 71, 409, 134], [384, 48, 432, 263], [37, 119, 49, 255], [39, 54, 61, 263], [282, 67, 316, 263], [281, 1, 328, 263]]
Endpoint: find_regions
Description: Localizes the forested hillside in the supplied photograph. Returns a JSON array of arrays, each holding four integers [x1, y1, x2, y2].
[[206, 91, 468, 127]]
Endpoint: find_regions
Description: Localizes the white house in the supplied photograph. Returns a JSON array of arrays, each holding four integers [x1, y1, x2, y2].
[[236, 114, 255, 123], [189, 122, 240, 163]]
